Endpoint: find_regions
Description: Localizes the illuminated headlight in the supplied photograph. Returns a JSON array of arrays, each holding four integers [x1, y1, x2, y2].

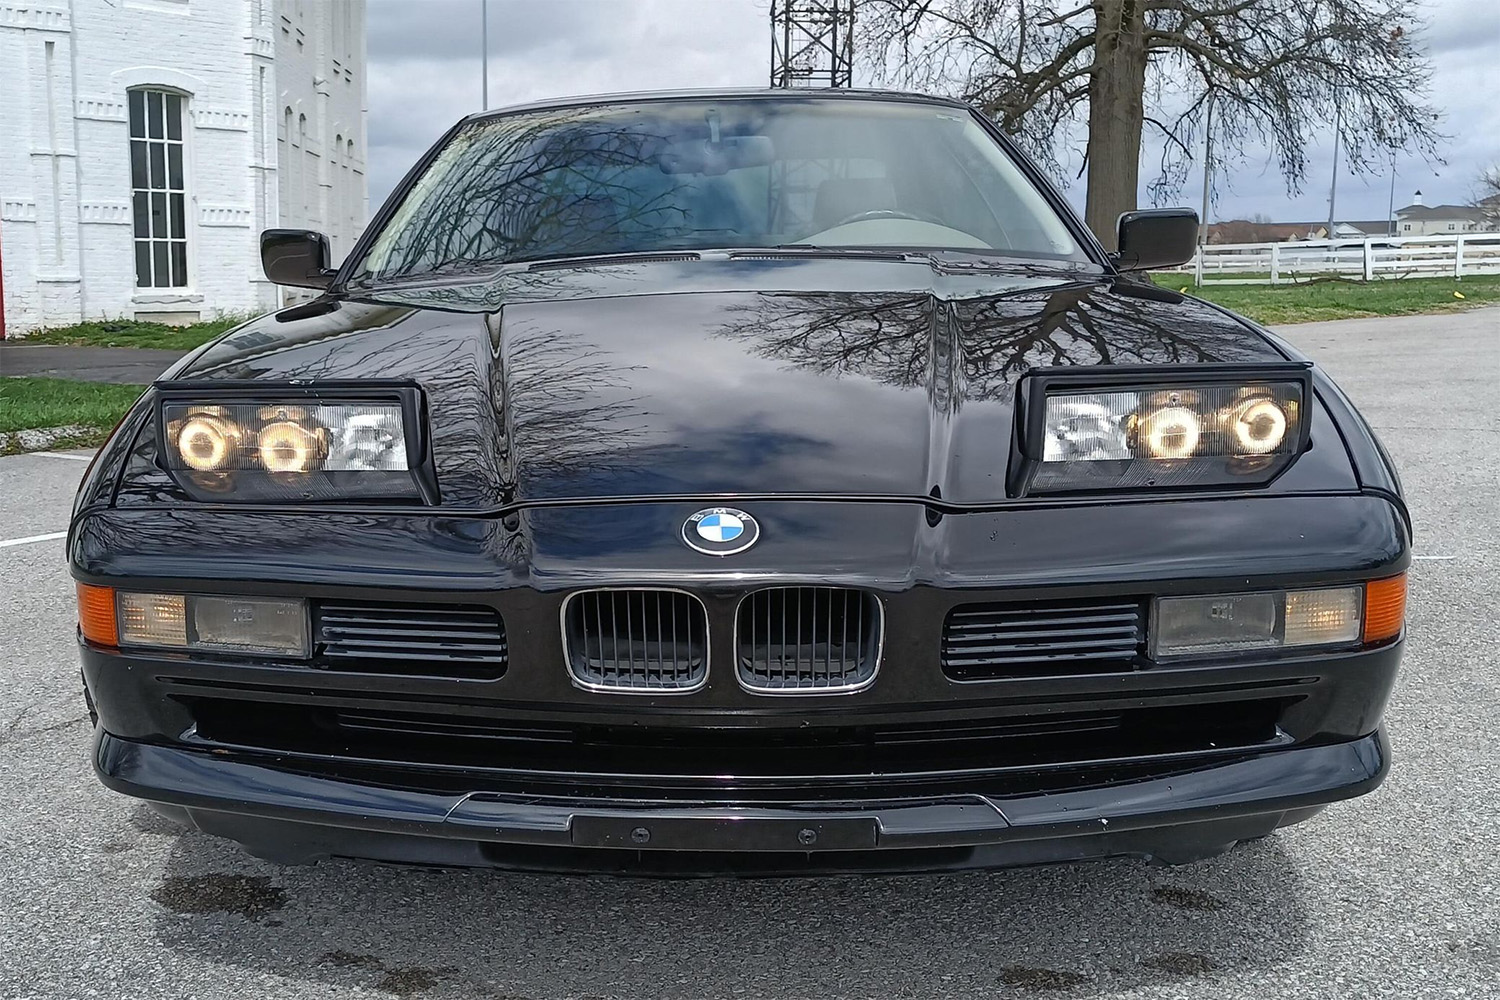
[[118, 592, 309, 657], [1151, 587, 1362, 659], [160, 389, 428, 502], [1024, 370, 1308, 493]]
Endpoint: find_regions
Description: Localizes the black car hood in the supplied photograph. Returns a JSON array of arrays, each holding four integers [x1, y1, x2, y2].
[[171, 258, 1291, 507]]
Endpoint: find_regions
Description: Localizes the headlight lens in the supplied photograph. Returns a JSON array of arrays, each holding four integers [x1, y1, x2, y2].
[[1029, 378, 1305, 493], [1231, 397, 1288, 455], [117, 591, 310, 657], [1151, 586, 1362, 659], [162, 397, 421, 501], [176, 410, 241, 471]]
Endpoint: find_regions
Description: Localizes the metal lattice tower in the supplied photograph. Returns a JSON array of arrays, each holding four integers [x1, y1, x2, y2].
[[770, 0, 855, 88]]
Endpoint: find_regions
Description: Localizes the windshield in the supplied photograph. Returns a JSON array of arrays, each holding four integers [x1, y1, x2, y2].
[[353, 98, 1084, 282]]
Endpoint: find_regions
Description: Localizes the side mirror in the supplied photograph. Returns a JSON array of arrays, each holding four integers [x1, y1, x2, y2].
[[260, 229, 336, 289], [1114, 208, 1198, 271]]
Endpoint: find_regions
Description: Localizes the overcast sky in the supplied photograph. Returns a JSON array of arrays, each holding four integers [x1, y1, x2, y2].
[[366, 0, 1499, 226]]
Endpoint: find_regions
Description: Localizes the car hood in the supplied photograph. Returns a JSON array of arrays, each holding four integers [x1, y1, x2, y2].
[[171, 258, 1290, 507]]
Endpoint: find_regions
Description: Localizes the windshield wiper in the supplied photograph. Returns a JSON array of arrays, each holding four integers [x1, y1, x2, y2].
[[769, 244, 914, 257], [345, 260, 505, 291]]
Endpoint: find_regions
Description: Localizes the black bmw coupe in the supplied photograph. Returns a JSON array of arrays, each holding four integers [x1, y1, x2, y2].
[[71, 90, 1408, 874]]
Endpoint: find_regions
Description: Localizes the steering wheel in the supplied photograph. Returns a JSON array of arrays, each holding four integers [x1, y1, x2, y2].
[[828, 208, 928, 228]]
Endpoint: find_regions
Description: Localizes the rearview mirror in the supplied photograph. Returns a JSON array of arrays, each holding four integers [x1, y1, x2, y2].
[[658, 136, 775, 175], [1114, 208, 1198, 272], [261, 229, 336, 289]]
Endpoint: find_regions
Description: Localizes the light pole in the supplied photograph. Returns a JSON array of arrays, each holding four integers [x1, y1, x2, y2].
[[1388, 157, 1397, 237], [1326, 99, 1342, 240], [481, 0, 489, 110], [1199, 92, 1214, 246]]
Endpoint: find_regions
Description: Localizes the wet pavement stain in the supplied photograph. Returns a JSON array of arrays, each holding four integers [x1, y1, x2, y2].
[[998, 966, 1089, 991], [1150, 885, 1228, 911], [377, 967, 446, 997], [1145, 952, 1217, 975], [320, 951, 449, 996], [150, 874, 288, 919]]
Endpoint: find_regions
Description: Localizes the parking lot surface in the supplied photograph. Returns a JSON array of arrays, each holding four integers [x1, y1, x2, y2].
[[1, 309, 1496, 999]]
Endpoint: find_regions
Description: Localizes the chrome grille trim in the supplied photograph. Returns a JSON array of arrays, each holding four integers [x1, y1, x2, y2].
[[941, 598, 1145, 681], [561, 588, 709, 694], [734, 587, 882, 695]]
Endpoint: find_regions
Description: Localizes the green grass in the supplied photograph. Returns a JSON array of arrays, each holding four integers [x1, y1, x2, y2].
[[19, 314, 248, 350], [0, 378, 145, 445], [1152, 273, 1500, 325]]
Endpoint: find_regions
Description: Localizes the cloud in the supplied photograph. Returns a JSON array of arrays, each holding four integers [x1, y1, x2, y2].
[[367, 0, 769, 204], [1140, 0, 1500, 223], [365, 0, 1499, 224]]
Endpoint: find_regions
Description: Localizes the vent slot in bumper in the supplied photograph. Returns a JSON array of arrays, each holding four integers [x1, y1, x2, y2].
[[563, 589, 708, 693], [942, 598, 1145, 681], [315, 601, 507, 680], [187, 698, 1292, 785], [736, 587, 881, 693]]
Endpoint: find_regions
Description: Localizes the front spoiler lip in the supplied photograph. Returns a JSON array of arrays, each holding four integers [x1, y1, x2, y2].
[[95, 729, 1389, 854]]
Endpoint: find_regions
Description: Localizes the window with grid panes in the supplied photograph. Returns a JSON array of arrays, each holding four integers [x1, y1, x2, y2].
[[129, 89, 188, 288]]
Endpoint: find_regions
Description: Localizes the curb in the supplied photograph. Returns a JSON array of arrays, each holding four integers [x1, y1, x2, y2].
[[0, 424, 99, 455]]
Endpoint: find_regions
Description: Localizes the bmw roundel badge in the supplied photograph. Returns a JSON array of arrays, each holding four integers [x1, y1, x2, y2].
[[682, 507, 760, 556]]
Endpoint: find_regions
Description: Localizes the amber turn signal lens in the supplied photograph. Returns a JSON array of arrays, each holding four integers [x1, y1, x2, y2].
[[76, 583, 118, 646], [1363, 573, 1408, 643]]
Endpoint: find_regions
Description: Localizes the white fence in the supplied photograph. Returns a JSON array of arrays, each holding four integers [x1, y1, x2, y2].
[[1187, 233, 1500, 286]]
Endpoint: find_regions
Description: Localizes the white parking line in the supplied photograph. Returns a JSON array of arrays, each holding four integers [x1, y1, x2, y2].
[[29, 452, 94, 463], [0, 531, 67, 549], [1412, 555, 1459, 561]]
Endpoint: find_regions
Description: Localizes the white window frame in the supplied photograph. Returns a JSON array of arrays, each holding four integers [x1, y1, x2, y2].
[[128, 87, 191, 289]]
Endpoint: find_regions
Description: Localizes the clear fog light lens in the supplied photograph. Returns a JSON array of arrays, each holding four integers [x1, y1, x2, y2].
[[1152, 585, 1364, 659], [192, 596, 310, 656], [1154, 592, 1277, 657], [117, 592, 308, 657]]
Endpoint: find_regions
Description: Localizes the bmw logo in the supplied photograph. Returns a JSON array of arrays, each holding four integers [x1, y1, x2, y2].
[[682, 507, 760, 556]]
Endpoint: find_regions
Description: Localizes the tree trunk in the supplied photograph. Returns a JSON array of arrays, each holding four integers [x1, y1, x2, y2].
[[1084, 0, 1149, 251]]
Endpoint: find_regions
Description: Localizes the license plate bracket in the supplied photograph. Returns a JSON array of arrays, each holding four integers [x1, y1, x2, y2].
[[570, 813, 879, 852]]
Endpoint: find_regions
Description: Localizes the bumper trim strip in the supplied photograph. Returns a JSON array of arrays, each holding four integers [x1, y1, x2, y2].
[[95, 729, 1388, 854]]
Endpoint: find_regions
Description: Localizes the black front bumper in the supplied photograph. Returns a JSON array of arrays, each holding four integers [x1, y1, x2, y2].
[[77, 591, 1404, 874], [73, 494, 1408, 873], [97, 727, 1387, 874]]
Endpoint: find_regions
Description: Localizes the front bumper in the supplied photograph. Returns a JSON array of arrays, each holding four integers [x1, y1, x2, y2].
[[97, 728, 1387, 874], [74, 493, 1408, 873]]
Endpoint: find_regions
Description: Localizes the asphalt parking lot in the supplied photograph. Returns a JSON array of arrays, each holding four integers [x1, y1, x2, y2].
[[1, 308, 1496, 999]]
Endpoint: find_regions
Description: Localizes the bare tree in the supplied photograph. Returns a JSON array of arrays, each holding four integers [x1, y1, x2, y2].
[[1474, 166, 1500, 228], [860, 0, 1443, 249]]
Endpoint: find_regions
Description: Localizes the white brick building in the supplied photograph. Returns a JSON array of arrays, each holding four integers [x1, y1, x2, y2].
[[0, 0, 367, 336]]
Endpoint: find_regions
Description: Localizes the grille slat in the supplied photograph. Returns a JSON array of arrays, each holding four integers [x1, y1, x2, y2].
[[737, 587, 880, 693], [565, 590, 707, 692], [315, 601, 507, 680], [941, 598, 1145, 681]]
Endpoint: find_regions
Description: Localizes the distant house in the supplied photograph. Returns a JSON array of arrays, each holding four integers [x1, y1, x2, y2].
[[1394, 192, 1493, 236], [1305, 221, 1392, 240], [1207, 220, 1392, 245], [1207, 221, 1310, 244]]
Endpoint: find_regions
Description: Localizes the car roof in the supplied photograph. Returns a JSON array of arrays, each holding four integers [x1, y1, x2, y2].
[[461, 88, 974, 124]]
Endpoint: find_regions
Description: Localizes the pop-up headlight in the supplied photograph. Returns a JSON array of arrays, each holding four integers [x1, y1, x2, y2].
[[157, 383, 434, 502], [1016, 365, 1311, 494]]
